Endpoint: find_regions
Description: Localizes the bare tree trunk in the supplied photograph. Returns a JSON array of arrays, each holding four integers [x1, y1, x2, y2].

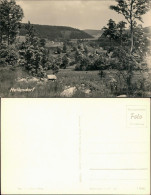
[[120, 32, 123, 46], [127, 0, 134, 95], [7, 11, 10, 45], [130, 22, 134, 53], [130, 0, 134, 53]]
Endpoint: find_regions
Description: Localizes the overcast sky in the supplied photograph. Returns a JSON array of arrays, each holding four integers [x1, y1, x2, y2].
[[17, 0, 151, 30]]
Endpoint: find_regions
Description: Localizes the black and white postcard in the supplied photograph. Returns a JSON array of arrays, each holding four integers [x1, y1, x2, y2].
[[0, 0, 151, 194]]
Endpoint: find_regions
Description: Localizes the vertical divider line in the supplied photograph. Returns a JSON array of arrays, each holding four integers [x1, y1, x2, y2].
[[0, 98, 1, 195], [79, 115, 82, 183]]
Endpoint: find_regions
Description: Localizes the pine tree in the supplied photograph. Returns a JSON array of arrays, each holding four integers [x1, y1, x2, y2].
[[103, 19, 117, 46]]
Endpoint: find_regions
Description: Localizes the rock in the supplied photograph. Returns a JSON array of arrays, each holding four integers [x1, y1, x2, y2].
[[110, 78, 117, 83], [40, 78, 48, 82], [17, 78, 28, 82], [37, 81, 43, 85], [17, 77, 40, 83], [28, 77, 39, 82], [117, 95, 127, 98], [47, 75, 57, 80], [43, 78, 48, 82], [84, 89, 91, 94], [64, 86, 70, 90], [60, 87, 77, 97]]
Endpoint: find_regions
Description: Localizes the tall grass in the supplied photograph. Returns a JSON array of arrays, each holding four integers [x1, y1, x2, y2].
[[0, 67, 112, 97], [0, 66, 150, 98]]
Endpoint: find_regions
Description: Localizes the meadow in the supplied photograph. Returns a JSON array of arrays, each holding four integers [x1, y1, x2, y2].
[[0, 65, 150, 98]]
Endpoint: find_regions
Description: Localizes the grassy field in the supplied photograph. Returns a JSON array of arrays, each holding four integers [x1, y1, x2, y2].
[[0, 65, 150, 98]]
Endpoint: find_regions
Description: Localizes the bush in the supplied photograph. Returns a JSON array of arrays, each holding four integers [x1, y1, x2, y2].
[[75, 64, 81, 71], [75, 56, 91, 71], [112, 47, 140, 70], [51, 63, 59, 74], [60, 55, 69, 69], [93, 54, 109, 70], [69, 61, 75, 66], [19, 44, 47, 77], [18, 22, 52, 78]]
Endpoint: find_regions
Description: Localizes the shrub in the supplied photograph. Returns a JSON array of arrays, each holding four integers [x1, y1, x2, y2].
[[93, 54, 109, 70], [51, 63, 59, 74], [69, 61, 75, 66], [18, 22, 52, 78], [112, 47, 140, 71], [75, 64, 81, 71], [60, 55, 69, 69], [75, 56, 92, 71], [19, 43, 45, 77]]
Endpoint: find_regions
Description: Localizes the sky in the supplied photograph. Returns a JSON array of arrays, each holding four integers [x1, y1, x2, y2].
[[16, 0, 151, 30]]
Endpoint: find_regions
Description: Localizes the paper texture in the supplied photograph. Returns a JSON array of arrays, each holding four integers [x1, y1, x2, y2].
[[1, 98, 150, 194]]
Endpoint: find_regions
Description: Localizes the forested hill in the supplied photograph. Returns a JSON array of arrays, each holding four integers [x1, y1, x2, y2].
[[20, 23, 93, 41], [83, 29, 103, 38], [143, 26, 151, 34], [84, 26, 151, 38]]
